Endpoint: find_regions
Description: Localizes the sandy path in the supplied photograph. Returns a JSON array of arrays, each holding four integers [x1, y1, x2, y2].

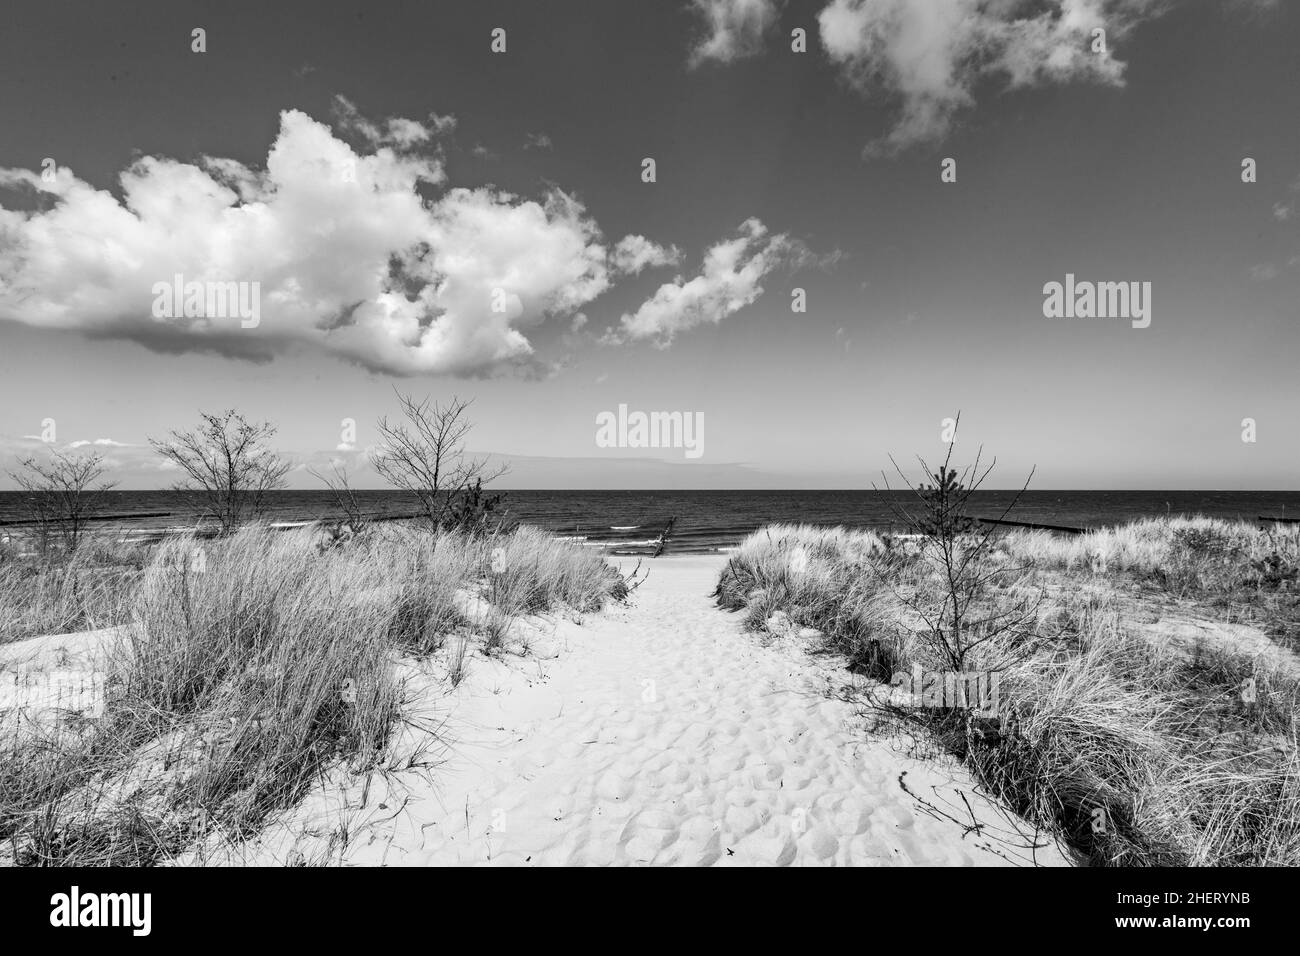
[[227, 555, 1069, 867]]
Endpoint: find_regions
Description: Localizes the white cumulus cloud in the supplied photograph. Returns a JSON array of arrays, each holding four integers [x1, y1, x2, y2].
[[0, 104, 682, 377], [818, 0, 1166, 153], [614, 218, 806, 346]]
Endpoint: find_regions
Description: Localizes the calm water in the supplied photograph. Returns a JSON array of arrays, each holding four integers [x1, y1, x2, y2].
[[1, 490, 1297, 555]]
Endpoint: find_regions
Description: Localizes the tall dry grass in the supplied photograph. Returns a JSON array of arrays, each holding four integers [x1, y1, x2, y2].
[[716, 520, 1300, 866], [365, 522, 626, 652], [1003, 517, 1300, 587], [1, 521, 628, 865], [2, 527, 400, 864], [0, 535, 145, 644], [1005, 516, 1300, 647]]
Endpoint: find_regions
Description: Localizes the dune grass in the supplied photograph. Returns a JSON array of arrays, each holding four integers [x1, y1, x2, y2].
[[0, 534, 147, 644], [715, 519, 1300, 866], [1004, 517, 1300, 647], [0, 521, 628, 865], [1003, 516, 1300, 591], [2, 527, 400, 864], [367, 522, 627, 651]]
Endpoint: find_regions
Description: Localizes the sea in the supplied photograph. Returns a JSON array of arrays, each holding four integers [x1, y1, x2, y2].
[[1, 490, 1297, 556]]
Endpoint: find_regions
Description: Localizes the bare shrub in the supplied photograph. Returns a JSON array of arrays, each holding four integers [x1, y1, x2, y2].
[[309, 462, 371, 549], [8, 450, 116, 556], [150, 410, 290, 534], [370, 392, 508, 533]]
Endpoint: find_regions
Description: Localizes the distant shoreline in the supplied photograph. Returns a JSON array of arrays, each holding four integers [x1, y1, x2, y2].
[[2, 488, 1297, 556]]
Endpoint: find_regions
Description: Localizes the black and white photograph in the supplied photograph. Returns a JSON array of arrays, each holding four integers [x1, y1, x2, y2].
[[0, 0, 1293, 931]]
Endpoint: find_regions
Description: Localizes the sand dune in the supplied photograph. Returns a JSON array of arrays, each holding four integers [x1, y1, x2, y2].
[[216, 555, 1069, 867]]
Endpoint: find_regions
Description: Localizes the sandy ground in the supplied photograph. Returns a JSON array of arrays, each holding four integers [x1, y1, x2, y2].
[[209, 555, 1069, 867], [0, 626, 116, 725], [10, 553, 1294, 866]]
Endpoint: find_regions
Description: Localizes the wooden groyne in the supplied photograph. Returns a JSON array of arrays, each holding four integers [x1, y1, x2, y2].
[[0, 511, 176, 528], [652, 517, 676, 557], [0, 509, 428, 533], [975, 517, 1086, 535], [354, 511, 426, 524]]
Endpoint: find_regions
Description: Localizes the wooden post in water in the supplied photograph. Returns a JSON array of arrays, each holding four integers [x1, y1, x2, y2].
[[653, 517, 676, 557]]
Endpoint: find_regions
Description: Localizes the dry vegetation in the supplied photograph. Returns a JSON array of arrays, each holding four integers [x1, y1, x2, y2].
[[0, 522, 630, 865], [1003, 516, 1300, 647], [1, 397, 637, 865], [715, 518, 1300, 865], [0, 537, 145, 643]]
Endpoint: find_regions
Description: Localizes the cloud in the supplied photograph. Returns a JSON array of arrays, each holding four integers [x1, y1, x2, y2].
[[524, 132, 554, 150], [1249, 262, 1279, 281], [817, 0, 1167, 153], [0, 433, 160, 485], [1271, 175, 1300, 221], [611, 235, 682, 275], [1228, 0, 1279, 17], [0, 104, 682, 377], [67, 438, 130, 448], [332, 94, 455, 148], [613, 218, 806, 346], [689, 0, 785, 65]]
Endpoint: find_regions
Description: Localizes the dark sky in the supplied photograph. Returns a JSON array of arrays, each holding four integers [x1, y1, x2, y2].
[[0, 0, 1297, 489]]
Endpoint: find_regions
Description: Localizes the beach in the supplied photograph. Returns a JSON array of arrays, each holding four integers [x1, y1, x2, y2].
[[195, 555, 1066, 866], [1, 0, 1295, 934], [4, 514, 1298, 868]]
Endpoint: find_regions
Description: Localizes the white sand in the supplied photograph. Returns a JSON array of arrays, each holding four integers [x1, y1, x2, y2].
[[217, 555, 1069, 867], [1138, 613, 1300, 678], [17, 553, 1295, 866], [0, 626, 117, 726]]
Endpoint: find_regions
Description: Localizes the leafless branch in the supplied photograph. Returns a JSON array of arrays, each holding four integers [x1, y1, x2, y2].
[[149, 410, 290, 534], [8, 449, 117, 555], [369, 391, 507, 530]]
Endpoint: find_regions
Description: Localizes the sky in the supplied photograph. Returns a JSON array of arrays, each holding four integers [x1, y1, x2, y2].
[[0, 0, 1296, 490]]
